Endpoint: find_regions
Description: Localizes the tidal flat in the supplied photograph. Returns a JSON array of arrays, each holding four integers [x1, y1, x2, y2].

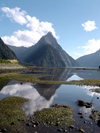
[[0, 66, 100, 132]]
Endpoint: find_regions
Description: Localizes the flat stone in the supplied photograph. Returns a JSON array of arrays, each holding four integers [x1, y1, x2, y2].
[[79, 128, 85, 133], [70, 125, 75, 129]]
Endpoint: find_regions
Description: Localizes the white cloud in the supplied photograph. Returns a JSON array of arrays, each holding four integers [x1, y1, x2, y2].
[[82, 39, 100, 55], [2, 36, 34, 47], [1, 7, 27, 25], [1, 7, 58, 47], [82, 21, 97, 31], [75, 39, 100, 58]]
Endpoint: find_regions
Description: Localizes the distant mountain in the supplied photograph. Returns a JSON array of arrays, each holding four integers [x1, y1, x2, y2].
[[76, 49, 100, 67], [8, 45, 28, 61], [8, 32, 79, 67], [0, 38, 17, 60]]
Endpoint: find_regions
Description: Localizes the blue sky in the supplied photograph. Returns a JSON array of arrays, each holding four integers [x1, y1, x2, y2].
[[0, 0, 100, 59]]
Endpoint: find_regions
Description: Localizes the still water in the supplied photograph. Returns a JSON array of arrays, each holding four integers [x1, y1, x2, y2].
[[0, 68, 100, 132]]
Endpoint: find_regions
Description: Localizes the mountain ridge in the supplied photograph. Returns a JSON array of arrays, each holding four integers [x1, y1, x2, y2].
[[0, 38, 17, 60], [76, 49, 100, 67], [8, 32, 79, 67]]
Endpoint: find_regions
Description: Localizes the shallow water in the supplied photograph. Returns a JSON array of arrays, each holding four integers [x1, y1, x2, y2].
[[0, 68, 100, 132]]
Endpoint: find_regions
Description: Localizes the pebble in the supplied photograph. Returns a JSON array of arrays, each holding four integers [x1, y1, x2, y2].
[[32, 125, 36, 128], [70, 125, 75, 129], [79, 128, 85, 133], [11, 122, 15, 125], [63, 129, 67, 132], [84, 121, 87, 123], [78, 112, 83, 115], [1, 128, 7, 132], [58, 128, 63, 132], [80, 116, 84, 118]]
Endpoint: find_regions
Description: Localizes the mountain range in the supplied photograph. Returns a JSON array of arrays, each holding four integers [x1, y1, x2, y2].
[[76, 49, 100, 68], [8, 32, 79, 67], [0, 38, 17, 60]]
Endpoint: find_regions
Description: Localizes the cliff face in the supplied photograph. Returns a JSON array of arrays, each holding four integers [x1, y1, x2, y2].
[[0, 38, 17, 60]]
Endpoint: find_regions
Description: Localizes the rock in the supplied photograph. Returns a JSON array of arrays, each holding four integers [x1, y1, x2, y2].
[[78, 100, 85, 106], [58, 128, 63, 132], [79, 128, 85, 133], [80, 116, 84, 118], [11, 122, 15, 125], [26, 123, 31, 126], [32, 125, 36, 127], [70, 125, 75, 129], [78, 112, 83, 115], [63, 129, 67, 132], [77, 100, 92, 108], [84, 121, 87, 123], [1, 128, 7, 132], [97, 120, 100, 125], [97, 97, 99, 99], [89, 109, 100, 121]]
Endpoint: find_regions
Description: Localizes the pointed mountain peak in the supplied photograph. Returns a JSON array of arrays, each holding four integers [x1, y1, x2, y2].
[[46, 31, 53, 36]]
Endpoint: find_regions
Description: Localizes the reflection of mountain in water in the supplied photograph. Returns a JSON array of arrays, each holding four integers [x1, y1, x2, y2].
[[0, 68, 75, 116], [33, 68, 74, 100]]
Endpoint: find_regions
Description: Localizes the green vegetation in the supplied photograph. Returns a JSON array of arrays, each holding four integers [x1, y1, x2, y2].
[[10, 74, 100, 86], [0, 57, 10, 63], [0, 76, 10, 90], [0, 57, 18, 65], [34, 105, 74, 126], [0, 97, 28, 133]]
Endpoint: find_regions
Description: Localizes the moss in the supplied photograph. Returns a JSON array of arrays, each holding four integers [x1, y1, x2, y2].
[[10, 74, 100, 86], [34, 104, 74, 126], [0, 96, 28, 133]]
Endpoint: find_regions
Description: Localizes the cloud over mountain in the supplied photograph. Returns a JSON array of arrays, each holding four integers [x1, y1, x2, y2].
[[1, 7, 58, 47]]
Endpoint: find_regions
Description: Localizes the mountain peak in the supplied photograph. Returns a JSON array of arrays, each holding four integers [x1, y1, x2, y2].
[[46, 31, 53, 36]]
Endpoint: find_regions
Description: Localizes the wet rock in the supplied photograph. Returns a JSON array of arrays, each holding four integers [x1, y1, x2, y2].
[[89, 109, 100, 121], [70, 125, 75, 129], [97, 120, 100, 126], [58, 128, 63, 132], [1, 128, 7, 132], [84, 121, 87, 123], [26, 122, 31, 126], [18, 119, 21, 121], [77, 99, 92, 108], [80, 116, 84, 118], [11, 122, 15, 125], [78, 112, 83, 115], [32, 125, 36, 128], [79, 128, 85, 133], [63, 129, 67, 132]]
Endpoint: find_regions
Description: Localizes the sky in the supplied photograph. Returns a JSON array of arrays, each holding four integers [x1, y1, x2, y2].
[[0, 0, 100, 59]]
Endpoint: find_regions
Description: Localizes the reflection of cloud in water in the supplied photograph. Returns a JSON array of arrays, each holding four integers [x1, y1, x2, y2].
[[0, 83, 56, 116], [83, 85, 100, 97], [79, 106, 93, 120], [67, 74, 83, 81], [22, 94, 55, 116]]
